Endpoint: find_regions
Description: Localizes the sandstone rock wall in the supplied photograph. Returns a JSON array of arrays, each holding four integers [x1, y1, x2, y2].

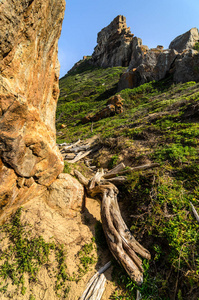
[[0, 0, 68, 221]]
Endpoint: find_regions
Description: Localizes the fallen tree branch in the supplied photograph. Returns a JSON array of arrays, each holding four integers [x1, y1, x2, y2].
[[61, 139, 81, 152], [79, 261, 111, 300], [104, 163, 159, 179], [190, 202, 199, 223], [64, 143, 92, 154], [66, 150, 92, 164], [106, 163, 126, 176]]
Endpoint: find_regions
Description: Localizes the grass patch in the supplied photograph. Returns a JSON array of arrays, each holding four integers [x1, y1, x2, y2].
[[0, 208, 70, 298]]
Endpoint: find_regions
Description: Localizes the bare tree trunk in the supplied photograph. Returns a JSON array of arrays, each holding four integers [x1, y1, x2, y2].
[[75, 166, 153, 284]]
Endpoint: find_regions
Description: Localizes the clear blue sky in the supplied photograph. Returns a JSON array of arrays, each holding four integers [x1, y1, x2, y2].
[[58, 0, 199, 78]]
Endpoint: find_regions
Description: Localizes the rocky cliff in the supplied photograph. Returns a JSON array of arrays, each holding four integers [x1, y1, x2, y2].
[[91, 16, 199, 89], [0, 0, 84, 222]]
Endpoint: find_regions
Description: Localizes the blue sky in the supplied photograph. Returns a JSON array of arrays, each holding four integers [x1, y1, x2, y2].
[[58, 0, 199, 78]]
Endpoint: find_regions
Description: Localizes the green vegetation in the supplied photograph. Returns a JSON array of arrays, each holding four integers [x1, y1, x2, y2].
[[78, 239, 96, 276], [57, 59, 199, 298], [194, 42, 199, 51], [56, 59, 126, 142], [0, 208, 70, 298]]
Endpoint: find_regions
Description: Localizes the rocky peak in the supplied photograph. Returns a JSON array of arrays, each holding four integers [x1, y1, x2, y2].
[[92, 15, 134, 67]]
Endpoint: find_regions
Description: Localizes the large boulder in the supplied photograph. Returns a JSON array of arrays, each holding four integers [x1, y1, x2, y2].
[[169, 28, 199, 52], [0, 0, 65, 221]]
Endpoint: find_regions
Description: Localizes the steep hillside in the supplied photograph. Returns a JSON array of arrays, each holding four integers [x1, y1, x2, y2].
[[57, 59, 199, 299]]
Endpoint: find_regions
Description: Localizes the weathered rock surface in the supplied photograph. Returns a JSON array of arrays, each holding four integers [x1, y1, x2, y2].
[[174, 49, 199, 83], [118, 48, 178, 90], [169, 28, 199, 52], [47, 173, 84, 217], [92, 15, 134, 67], [0, 0, 65, 220], [81, 94, 124, 124]]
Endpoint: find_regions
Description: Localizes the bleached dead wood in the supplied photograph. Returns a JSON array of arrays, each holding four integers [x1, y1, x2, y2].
[[75, 166, 152, 285], [79, 261, 111, 300], [61, 139, 81, 152], [104, 163, 159, 179], [102, 176, 127, 185], [106, 163, 126, 176], [89, 169, 104, 189], [74, 170, 89, 187], [190, 202, 199, 224], [64, 143, 92, 153], [66, 150, 92, 164]]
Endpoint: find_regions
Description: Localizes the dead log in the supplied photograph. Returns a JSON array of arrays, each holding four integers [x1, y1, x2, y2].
[[104, 163, 159, 179], [75, 167, 151, 285]]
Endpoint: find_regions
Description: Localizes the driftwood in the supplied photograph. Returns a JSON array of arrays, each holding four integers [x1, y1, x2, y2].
[[75, 165, 154, 284], [79, 261, 111, 300]]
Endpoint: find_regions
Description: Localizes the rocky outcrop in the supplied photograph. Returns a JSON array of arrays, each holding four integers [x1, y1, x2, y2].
[[91, 16, 199, 90], [0, 0, 67, 221], [118, 47, 178, 90], [118, 28, 199, 90], [81, 95, 124, 124], [92, 15, 134, 67], [169, 28, 199, 52]]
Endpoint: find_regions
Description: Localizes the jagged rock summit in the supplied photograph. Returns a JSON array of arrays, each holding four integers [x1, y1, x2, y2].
[[91, 16, 199, 89], [92, 15, 134, 67]]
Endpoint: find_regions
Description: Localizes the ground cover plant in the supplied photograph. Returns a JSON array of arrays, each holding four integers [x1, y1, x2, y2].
[[57, 59, 199, 299]]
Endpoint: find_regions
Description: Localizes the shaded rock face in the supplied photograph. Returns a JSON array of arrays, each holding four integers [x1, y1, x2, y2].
[[174, 50, 199, 83], [92, 15, 134, 67], [0, 0, 66, 221]]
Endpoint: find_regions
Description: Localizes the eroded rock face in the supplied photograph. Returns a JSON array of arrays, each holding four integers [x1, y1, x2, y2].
[[0, 0, 66, 220], [92, 15, 134, 67], [174, 49, 199, 83]]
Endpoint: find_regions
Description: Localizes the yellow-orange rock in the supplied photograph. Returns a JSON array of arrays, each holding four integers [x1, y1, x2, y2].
[[0, 0, 65, 220]]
